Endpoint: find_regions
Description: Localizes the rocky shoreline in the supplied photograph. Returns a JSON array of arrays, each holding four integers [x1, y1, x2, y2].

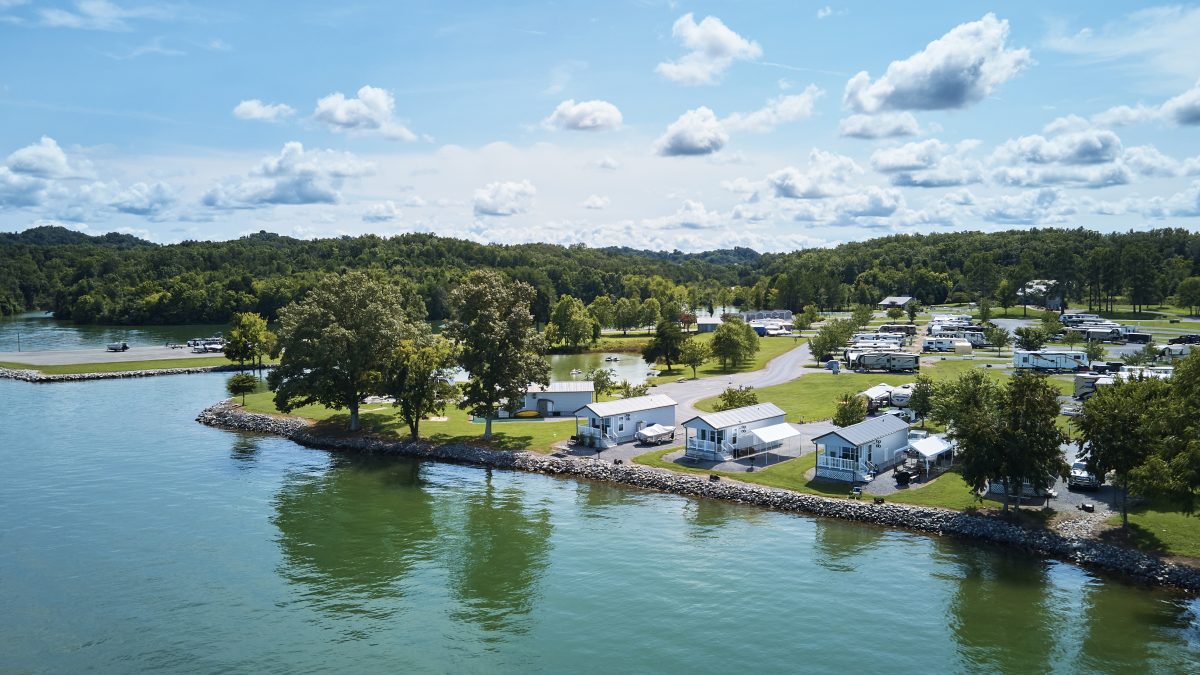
[[196, 400, 1200, 594], [0, 364, 275, 383]]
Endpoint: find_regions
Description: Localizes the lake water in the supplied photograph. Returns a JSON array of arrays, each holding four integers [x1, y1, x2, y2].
[[2, 373, 1199, 673], [0, 312, 227, 352]]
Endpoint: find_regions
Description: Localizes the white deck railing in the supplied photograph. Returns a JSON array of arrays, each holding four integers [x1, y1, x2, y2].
[[817, 456, 863, 473]]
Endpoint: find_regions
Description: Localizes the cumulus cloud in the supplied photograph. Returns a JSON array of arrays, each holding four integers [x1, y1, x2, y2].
[[473, 180, 536, 216], [721, 85, 823, 132], [871, 139, 946, 172], [580, 194, 610, 210], [843, 13, 1031, 113], [642, 200, 723, 230], [656, 13, 762, 85], [5, 136, 73, 178], [981, 188, 1071, 224], [1147, 180, 1200, 217], [0, 167, 46, 207], [654, 107, 728, 156], [766, 149, 863, 199], [233, 99, 295, 122], [542, 99, 623, 131], [993, 128, 1123, 166], [1123, 145, 1181, 177], [202, 142, 373, 209], [1091, 104, 1161, 127], [111, 181, 175, 215], [594, 156, 620, 170], [871, 139, 985, 187], [312, 85, 417, 141], [838, 112, 920, 139], [362, 201, 401, 222], [1162, 80, 1200, 125]]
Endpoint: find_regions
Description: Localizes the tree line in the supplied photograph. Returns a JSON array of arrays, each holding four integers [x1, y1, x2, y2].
[[8, 225, 1200, 326]]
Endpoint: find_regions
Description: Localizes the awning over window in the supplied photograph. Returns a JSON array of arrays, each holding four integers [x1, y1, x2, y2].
[[751, 423, 800, 445]]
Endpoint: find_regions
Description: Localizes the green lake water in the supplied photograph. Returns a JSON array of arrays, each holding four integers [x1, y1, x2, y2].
[[1, 373, 1198, 673]]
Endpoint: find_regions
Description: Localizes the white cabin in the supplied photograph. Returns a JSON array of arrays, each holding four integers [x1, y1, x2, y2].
[[574, 395, 677, 448], [681, 403, 798, 462], [518, 381, 594, 417], [1013, 349, 1088, 371], [813, 415, 911, 483]]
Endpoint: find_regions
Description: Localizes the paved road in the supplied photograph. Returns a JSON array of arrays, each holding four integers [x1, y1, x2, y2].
[[651, 340, 816, 423], [0, 345, 226, 366]]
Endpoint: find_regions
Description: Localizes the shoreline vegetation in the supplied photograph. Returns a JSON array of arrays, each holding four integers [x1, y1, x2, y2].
[[196, 399, 1200, 594]]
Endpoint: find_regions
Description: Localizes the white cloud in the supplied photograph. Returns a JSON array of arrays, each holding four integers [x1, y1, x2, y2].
[[542, 99, 623, 131], [654, 107, 728, 156], [1092, 104, 1161, 127], [871, 139, 946, 173], [1123, 145, 1180, 177], [580, 194, 610, 210], [0, 166, 46, 207], [1043, 6, 1200, 85], [473, 180, 536, 216], [844, 13, 1031, 113], [991, 163, 1132, 190], [981, 188, 1071, 224], [817, 6, 833, 19], [312, 85, 418, 141], [1147, 180, 1200, 217], [1162, 80, 1200, 125], [993, 128, 1123, 166], [202, 142, 373, 209], [838, 112, 920, 138], [642, 199, 722, 230], [656, 13, 762, 85], [721, 85, 823, 132], [595, 156, 620, 170], [362, 201, 400, 222], [767, 149, 862, 199], [39, 0, 171, 31], [233, 99, 295, 123], [111, 181, 175, 215], [6, 136, 72, 178]]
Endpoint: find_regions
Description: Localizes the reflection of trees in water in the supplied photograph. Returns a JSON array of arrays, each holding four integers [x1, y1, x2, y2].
[[575, 480, 638, 513], [682, 498, 748, 538], [271, 456, 435, 619], [229, 435, 260, 466], [811, 520, 886, 572], [1079, 579, 1199, 671], [445, 469, 552, 638], [946, 547, 1057, 672]]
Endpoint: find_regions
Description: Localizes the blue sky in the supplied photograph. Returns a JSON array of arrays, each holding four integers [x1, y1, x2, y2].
[[3, 1, 1200, 251]]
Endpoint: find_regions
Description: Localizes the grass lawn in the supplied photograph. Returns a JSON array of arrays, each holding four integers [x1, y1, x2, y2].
[[632, 447, 852, 498], [886, 470, 986, 510], [650, 332, 803, 383], [1106, 506, 1200, 559], [239, 390, 575, 452], [0, 356, 274, 375]]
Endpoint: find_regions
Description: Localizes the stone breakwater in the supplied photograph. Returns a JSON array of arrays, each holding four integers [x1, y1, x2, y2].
[[0, 364, 275, 383], [197, 400, 1200, 594]]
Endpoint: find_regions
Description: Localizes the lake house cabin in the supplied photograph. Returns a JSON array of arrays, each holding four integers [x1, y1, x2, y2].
[[813, 414, 911, 483], [681, 403, 798, 462], [519, 381, 594, 417], [574, 395, 677, 448]]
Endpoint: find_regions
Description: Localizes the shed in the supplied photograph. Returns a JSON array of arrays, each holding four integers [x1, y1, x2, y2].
[[520, 381, 594, 417], [682, 402, 797, 461], [696, 316, 722, 333], [813, 414, 910, 483], [878, 296, 915, 309], [574, 394, 677, 448]]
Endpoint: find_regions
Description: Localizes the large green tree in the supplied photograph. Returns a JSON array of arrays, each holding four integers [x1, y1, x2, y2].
[[833, 392, 867, 427], [679, 337, 711, 379], [446, 270, 550, 441], [268, 271, 424, 431], [642, 319, 686, 371], [225, 311, 275, 373], [382, 327, 460, 441], [546, 294, 593, 350], [709, 316, 759, 369]]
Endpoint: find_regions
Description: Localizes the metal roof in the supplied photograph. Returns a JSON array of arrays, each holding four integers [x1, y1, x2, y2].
[[879, 296, 914, 305], [815, 414, 909, 447], [576, 394, 676, 417], [527, 381, 594, 393], [683, 402, 786, 429], [859, 384, 894, 400]]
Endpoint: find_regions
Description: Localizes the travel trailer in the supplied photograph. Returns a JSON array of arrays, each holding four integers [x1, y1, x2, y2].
[[923, 337, 973, 353], [1013, 349, 1089, 372], [878, 324, 917, 336], [931, 329, 988, 347], [1061, 313, 1101, 327], [851, 351, 920, 373]]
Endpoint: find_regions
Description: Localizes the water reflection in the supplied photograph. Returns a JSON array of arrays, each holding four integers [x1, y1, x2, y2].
[[811, 520, 886, 572], [271, 456, 435, 621], [948, 548, 1057, 672], [445, 469, 552, 638], [229, 435, 260, 466]]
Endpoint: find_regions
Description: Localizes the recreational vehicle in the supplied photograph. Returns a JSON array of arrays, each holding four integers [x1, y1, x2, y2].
[[923, 337, 973, 353], [878, 324, 917, 336], [931, 330, 988, 347], [852, 351, 920, 373], [1013, 349, 1089, 372], [1061, 313, 1101, 327], [890, 383, 916, 407]]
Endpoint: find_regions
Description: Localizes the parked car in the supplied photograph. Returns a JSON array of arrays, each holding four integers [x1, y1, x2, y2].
[[1067, 461, 1101, 490], [1168, 334, 1200, 345]]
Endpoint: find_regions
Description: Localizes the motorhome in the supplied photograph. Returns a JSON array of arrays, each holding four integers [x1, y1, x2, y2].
[[1061, 313, 1101, 327], [1083, 327, 1122, 343], [878, 323, 917, 336], [851, 351, 920, 373], [931, 329, 988, 347], [1013, 349, 1089, 371]]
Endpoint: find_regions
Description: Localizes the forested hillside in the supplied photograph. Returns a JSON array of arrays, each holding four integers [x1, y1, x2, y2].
[[2, 225, 1199, 325]]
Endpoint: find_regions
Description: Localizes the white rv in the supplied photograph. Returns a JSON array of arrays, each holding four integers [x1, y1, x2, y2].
[[1013, 349, 1089, 371], [853, 351, 920, 372], [924, 337, 972, 353], [1061, 313, 1101, 327], [932, 329, 988, 347]]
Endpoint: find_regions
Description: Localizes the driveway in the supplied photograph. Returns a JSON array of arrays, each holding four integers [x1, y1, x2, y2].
[[651, 341, 816, 422]]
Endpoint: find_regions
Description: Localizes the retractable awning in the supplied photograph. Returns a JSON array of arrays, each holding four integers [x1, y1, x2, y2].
[[751, 423, 800, 444]]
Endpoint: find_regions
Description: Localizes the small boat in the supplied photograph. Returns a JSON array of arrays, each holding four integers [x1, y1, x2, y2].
[[570, 368, 583, 375], [106, 341, 130, 352], [605, 356, 620, 362]]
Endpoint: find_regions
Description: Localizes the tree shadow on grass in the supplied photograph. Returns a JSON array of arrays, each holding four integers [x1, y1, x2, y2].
[[1099, 522, 1168, 555], [426, 432, 538, 452]]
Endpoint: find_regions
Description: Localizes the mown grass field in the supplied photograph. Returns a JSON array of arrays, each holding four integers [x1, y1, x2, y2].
[[0, 356, 275, 375], [239, 390, 575, 452], [633, 446, 851, 499], [649, 332, 804, 383], [1107, 506, 1200, 559]]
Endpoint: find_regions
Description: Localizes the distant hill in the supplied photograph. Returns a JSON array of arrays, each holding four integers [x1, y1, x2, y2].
[[0, 225, 156, 248]]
